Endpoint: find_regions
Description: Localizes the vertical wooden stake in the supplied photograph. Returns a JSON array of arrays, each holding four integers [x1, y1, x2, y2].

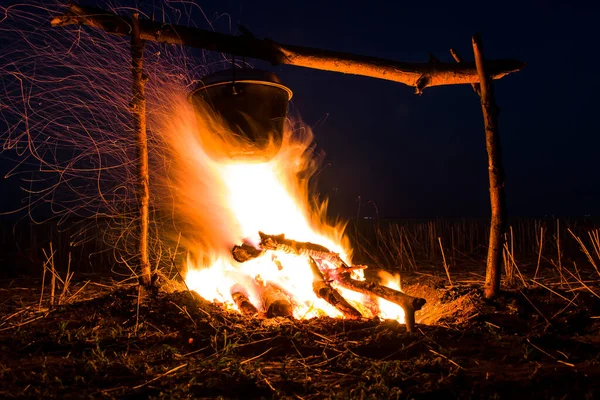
[[131, 13, 151, 286], [472, 33, 507, 299], [49, 241, 56, 308], [39, 257, 47, 311], [449, 48, 481, 96]]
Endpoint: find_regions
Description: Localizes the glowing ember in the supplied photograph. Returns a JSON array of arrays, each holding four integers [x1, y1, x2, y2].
[[157, 82, 405, 324]]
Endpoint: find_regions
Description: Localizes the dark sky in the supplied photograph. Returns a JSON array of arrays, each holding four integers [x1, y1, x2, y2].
[[2, 0, 600, 219], [195, 0, 599, 219]]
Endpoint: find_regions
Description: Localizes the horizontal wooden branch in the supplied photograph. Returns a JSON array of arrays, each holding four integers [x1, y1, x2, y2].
[[258, 232, 353, 268], [51, 4, 525, 92]]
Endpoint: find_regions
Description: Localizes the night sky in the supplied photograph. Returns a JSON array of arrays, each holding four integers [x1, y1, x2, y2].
[[2, 0, 600, 219], [201, 0, 599, 219]]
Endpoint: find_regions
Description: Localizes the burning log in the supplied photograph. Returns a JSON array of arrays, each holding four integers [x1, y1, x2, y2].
[[232, 243, 263, 263], [230, 285, 258, 315], [233, 233, 337, 263], [308, 257, 362, 319], [232, 233, 427, 331], [261, 284, 293, 318], [328, 270, 426, 332], [251, 232, 363, 272]]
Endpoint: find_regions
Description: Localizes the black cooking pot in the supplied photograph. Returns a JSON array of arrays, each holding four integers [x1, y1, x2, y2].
[[189, 69, 293, 162]]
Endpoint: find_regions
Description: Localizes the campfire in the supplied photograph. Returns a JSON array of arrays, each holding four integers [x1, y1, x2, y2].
[[158, 69, 426, 331], [41, 3, 526, 331], [184, 170, 427, 331]]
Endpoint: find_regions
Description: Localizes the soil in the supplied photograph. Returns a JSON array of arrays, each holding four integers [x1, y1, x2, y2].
[[1, 271, 600, 399]]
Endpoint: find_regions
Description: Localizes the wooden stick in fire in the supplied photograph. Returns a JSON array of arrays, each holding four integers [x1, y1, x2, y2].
[[230, 284, 259, 316], [307, 256, 362, 319], [232, 232, 426, 332], [259, 283, 294, 318], [327, 269, 426, 332]]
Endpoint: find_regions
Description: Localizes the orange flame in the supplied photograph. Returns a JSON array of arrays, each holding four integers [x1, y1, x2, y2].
[[155, 86, 404, 323]]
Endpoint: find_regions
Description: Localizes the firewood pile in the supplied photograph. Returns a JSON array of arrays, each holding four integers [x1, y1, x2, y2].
[[232, 232, 426, 331]]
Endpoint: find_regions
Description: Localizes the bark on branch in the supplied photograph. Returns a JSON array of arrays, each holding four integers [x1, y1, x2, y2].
[[472, 34, 507, 300], [131, 13, 151, 286], [260, 284, 293, 318], [328, 270, 426, 332], [51, 4, 524, 92], [449, 42, 506, 299], [231, 284, 259, 315], [308, 256, 362, 319], [232, 232, 426, 331]]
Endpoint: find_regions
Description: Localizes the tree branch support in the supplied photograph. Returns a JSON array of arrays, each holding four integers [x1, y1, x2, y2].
[[131, 13, 151, 286], [51, 4, 524, 92], [471, 33, 507, 299]]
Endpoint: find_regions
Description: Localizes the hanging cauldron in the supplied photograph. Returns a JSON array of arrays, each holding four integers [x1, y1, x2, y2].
[[189, 69, 293, 162]]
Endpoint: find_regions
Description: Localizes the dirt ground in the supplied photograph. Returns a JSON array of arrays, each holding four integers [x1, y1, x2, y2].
[[1, 270, 600, 399]]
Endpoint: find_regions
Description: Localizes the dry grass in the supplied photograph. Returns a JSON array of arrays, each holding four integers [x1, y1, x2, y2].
[[2, 273, 600, 399], [353, 218, 599, 287], [2, 217, 600, 398]]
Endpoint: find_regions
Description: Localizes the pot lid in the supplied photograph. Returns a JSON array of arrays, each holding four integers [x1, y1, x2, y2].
[[191, 69, 293, 100]]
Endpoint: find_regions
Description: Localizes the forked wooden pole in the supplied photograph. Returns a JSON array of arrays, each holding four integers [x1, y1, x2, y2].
[[449, 48, 481, 96], [472, 33, 507, 299], [131, 13, 151, 286]]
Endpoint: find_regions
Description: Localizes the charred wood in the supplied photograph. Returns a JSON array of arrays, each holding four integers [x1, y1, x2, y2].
[[232, 243, 262, 263], [329, 270, 426, 332], [231, 285, 258, 315], [308, 257, 362, 319], [261, 285, 293, 318], [258, 232, 356, 270], [233, 232, 426, 330]]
